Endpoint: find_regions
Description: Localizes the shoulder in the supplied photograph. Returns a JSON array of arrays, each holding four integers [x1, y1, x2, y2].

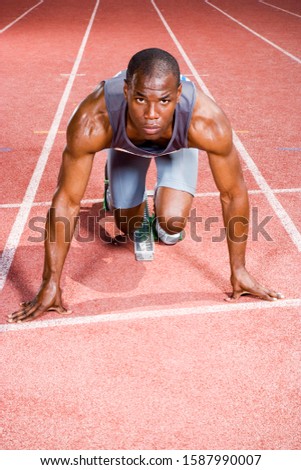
[[187, 88, 233, 156], [66, 81, 113, 155]]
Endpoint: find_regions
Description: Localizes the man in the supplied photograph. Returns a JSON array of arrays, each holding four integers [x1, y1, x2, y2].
[[8, 48, 283, 323]]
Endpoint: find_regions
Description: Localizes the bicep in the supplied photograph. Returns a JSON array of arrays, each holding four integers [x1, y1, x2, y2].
[[54, 103, 108, 205]]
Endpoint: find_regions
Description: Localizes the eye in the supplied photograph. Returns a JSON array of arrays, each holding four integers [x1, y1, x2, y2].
[[136, 97, 145, 104], [160, 99, 170, 105]]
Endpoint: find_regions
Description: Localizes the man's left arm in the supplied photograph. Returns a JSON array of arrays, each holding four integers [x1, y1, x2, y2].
[[208, 144, 284, 301]]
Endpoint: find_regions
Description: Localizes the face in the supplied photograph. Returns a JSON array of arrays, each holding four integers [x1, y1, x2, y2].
[[124, 71, 182, 141]]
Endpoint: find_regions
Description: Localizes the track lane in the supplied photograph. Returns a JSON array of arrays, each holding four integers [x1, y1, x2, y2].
[[0, 0, 101, 291], [259, 0, 301, 17], [205, 0, 301, 60], [0, 0, 43, 31], [1, 0, 98, 205]]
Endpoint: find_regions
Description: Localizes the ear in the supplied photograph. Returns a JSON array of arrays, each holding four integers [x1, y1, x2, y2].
[[176, 83, 182, 103], [123, 80, 129, 99]]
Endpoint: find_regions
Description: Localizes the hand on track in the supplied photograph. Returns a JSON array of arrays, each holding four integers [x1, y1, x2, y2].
[[7, 282, 71, 323], [226, 267, 284, 302]]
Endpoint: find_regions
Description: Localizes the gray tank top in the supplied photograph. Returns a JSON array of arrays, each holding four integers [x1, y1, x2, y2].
[[104, 71, 196, 158]]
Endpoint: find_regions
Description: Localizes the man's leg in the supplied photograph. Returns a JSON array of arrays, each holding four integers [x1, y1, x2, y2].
[[106, 149, 151, 235], [155, 148, 198, 243], [155, 186, 193, 234]]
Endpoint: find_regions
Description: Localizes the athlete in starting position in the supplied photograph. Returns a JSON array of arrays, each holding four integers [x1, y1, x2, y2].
[[8, 48, 284, 323]]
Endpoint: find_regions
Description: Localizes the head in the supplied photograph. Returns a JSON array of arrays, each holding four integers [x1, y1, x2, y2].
[[124, 48, 182, 140]]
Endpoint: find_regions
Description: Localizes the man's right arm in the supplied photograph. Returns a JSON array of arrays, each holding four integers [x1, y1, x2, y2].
[[8, 85, 111, 322]]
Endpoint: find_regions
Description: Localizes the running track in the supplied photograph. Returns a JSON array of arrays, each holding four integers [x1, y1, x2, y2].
[[1, 0, 301, 450]]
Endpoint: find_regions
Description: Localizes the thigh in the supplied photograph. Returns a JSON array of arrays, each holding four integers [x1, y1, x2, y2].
[[155, 148, 198, 225], [155, 148, 199, 196], [107, 149, 151, 209]]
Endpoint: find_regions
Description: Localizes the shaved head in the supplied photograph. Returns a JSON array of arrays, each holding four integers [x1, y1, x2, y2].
[[126, 48, 181, 87]]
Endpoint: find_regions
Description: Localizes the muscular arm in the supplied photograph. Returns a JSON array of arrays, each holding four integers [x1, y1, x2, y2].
[[207, 144, 249, 273], [43, 145, 95, 287], [209, 145, 284, 300], [189, 91, 284, 301], [8, 83, 112, 322]]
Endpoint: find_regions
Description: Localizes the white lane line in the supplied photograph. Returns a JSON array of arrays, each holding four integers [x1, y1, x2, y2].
[[0, 0, 44, 34], [1, 188, 300, 209], [204, 0, 301, 64], [151, 0, 301, 252], [0, 198, 106, 209], [195, 187, 301, 197], [259, 0, 301, 19], [1, 297, 300, 333], [0, 0, 100, 291], [233, 136, 301, 251], [271, 188, 301, 193]]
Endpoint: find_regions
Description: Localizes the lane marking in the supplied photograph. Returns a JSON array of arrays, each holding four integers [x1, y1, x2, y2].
[[195, 188, 301, 197], [151, 0, 301, 252], [204, 0, 301, 64], [233, 136, 301, 251], [184, 73, 210, 77], [259, 0, 301, 19], [0, 0, 101, 291], [0, 0, 44, 34], [33, 130, 65, 134], [60, 73, 86, 77], [1, 188, 301, 210], [1, 297, 301, 333], [277, 147, 301, 152]]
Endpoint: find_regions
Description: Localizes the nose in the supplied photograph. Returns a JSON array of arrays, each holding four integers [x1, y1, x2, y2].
[[144, 102, 159, 120]]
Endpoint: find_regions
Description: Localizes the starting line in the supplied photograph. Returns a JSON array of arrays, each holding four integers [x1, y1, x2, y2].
[[1, 297, 301, 333]]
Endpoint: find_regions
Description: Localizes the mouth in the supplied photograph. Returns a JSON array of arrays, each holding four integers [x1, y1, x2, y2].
[[142, 125, 161, 135]]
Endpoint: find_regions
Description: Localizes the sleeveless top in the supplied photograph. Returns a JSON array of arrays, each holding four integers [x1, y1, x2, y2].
[[104, 71, 196, 158]]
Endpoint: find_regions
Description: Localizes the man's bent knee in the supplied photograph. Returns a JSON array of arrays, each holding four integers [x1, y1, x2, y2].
[[155, 215, 186, 245]]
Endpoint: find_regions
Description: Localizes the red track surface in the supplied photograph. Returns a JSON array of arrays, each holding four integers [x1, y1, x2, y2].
[[1, 0, 301, 450]]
